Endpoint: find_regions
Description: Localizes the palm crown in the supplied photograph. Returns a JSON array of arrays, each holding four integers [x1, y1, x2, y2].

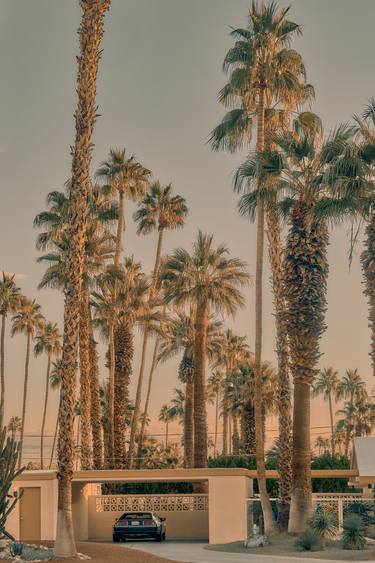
[[162, 231, 249, 315], [134, 182, 188, 234]]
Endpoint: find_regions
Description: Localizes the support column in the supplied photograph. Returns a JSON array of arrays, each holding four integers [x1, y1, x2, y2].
[[208, 475, 253, 544]]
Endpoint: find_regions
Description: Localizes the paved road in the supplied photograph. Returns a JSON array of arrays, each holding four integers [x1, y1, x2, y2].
[[124, 541, 352, 563]]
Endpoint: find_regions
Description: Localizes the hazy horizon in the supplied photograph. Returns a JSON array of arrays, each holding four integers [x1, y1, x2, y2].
[[1, 0, 375, 454]]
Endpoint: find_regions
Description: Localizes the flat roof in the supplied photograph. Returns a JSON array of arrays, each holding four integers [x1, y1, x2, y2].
[[15, 467, 359, 483]]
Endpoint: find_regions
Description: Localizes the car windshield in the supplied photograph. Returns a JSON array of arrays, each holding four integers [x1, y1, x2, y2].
[[119, 513, 152, 521]]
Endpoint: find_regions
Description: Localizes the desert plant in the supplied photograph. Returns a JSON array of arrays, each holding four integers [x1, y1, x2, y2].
[[10, 543, 23, 557], [0, 404, 24, 540], [342, 513, 366, 550], [295, 529, 321, 552], [308, 510, 338, 547]]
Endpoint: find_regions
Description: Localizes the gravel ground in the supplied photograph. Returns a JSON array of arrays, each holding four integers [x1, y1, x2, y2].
[[1, 541, 174, 563]]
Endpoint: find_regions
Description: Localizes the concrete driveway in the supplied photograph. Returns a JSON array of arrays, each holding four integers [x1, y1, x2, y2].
[[124, 541, 352, 563]]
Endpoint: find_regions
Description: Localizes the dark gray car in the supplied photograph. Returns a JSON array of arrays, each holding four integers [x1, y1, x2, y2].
[[112, 511, 166, 542]]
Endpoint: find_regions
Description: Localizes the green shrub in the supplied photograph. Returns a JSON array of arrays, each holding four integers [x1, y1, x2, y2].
[[308, 510, 338, 546], [295, 529, 321, 551], [343, 514, 366, 550]]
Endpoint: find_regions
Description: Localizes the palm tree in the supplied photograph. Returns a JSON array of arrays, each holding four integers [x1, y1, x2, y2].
[[157, 311, 222, 467], [207, 371, 224, 456], [210, 1, 308, 534], [163, 231, 249, 467], [336, 369, 366, 457], [0, 273, 22, 417], [49, 360, 62, 469], [96, 148, 151, 265], [314, 436, 329, 456], [158, 404, 177, 447], [11, 298, 44, 468], [312, 367, 339, 457], [54, 1, 110, 556], [7, 416, 21, 441], [337, 394, 375, 442], [128, 182, 188, 468], [93, 259, 157, 468], [239, 113, 353, 532], [34, 322, 61, 469], [213, 330, 249, 455]]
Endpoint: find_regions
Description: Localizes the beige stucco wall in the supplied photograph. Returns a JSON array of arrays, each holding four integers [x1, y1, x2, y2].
[[208, 475, 252, 545], [7, 477, 58, 541], [86, 496, 208, 541]]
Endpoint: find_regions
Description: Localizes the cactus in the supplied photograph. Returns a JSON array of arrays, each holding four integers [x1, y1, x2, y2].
[[0, 402, 25, 540]]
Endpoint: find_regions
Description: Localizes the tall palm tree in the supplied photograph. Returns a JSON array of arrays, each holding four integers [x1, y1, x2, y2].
[[11, 299, 44, 469], [336, 369, 366, 457], [54, 0, 110, 556], [213, 330, 249, 455], [49, 359, 62, 469], [312, 367, 339, 457], [157, 311, 223, 467], [210, 1, 308, 534], [128, 182, 188, 468], [93, 259, 157, 468], [34, 322, 61, 469], [239, 113, 353, 532], [7, 416, 22, 441], [163, 232, 249, 467], [158, 404, 177, 447], [96, 148, 151, 265], [337, 394, 375, 441], [0, 273, 22, 418], [314, 436, 329, 456], [207, 371, 224, 456]]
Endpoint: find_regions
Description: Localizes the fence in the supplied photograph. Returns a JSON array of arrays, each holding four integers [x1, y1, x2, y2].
[[247, 493, 375, 538]]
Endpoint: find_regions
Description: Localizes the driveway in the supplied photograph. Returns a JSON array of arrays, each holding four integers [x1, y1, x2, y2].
[[124, 541, 352, 563]]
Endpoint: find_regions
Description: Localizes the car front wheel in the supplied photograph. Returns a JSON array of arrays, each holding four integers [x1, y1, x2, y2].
[[113, 533, 120, 543], [155, 531, 162, 542]]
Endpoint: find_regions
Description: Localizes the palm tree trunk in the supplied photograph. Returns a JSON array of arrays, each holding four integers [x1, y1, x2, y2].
[[114, 190, 125, 266], [136, 337, 160, 468], [49, 414, 59, 469], [40, 353, 51, 470], [54, 1, 110, 557], [266, 208, 292, 531], [89, 326, 103, 470], [128, 229, 164, 469], [285, 207, 329, 534], [18, 331, 31, 469], [165, 421, 169, 447], [362, 214, 375, 378], [232, 414, 240, 455], [288, 381, 312, 533], [0, 314, 5, 419], [253, 83, 277, 536], [193, 299, 208, 468], [107, 324, 115, 467], [79, 293, 92, 470], [228, 415, 232, 455], [114, 320, 133, 468], [328, 392, 335, 456], [184, 379, 194, 467], [214, 390, 219, 456], [222, 391, 228, 455], [243, 400, 256, 454]]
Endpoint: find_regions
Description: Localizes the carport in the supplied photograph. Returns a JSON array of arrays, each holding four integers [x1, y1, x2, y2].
[[10, 467, 253, 545]]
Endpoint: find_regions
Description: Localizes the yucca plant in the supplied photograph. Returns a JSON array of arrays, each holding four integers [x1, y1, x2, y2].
[[343, 514, 366, 550], [308, 510, 338, 548]]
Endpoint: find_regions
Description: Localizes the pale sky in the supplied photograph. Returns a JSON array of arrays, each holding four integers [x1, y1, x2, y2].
[[1, 0, 375, 454]]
